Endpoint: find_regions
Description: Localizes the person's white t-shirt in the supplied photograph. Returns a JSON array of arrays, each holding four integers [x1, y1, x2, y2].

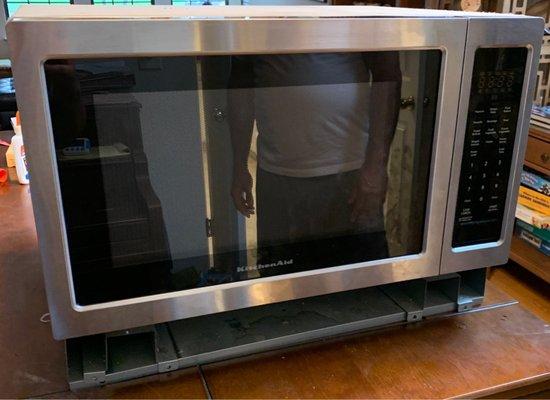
[[253, 53, 371, 178]]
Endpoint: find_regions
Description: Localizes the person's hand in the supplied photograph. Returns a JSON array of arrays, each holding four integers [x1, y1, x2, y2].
[[231, 167, 255, 218], [348, 166, 387, 224]]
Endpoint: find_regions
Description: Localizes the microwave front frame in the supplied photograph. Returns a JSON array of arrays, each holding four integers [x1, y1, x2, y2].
[[9, 16, 466, 339]]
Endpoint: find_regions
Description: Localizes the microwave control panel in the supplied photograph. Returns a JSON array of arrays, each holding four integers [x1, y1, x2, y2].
[[452, 47, 528, 247]]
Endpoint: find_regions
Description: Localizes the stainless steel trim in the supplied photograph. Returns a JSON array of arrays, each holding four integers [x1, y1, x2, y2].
[[0, 0, 9, 58], [441, 17, 544, 273], [5, 12, 500, 339]]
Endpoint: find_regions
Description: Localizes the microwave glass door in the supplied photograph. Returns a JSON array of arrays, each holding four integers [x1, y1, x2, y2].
[[44, 50, 442, 306]]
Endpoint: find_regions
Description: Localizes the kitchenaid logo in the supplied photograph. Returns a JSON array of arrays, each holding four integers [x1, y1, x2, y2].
[[236, 259, 294, 273]]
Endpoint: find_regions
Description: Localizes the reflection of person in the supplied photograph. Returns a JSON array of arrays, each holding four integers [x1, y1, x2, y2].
[[228, 52, 401, 271], [44, 61, 88, 148]]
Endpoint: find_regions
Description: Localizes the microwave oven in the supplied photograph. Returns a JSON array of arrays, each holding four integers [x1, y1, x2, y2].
[[7, 5, 543, 340]]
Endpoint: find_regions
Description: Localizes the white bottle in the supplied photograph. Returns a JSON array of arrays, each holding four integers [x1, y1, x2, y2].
[[10, 114, 29, 185]]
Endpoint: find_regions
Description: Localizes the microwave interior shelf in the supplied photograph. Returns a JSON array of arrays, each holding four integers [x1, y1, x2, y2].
[[65, 269, 487, 390], [57, 143, 131, 164]]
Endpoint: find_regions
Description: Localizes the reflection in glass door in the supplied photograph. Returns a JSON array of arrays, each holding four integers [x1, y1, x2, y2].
[[44, 50, 441, 306]]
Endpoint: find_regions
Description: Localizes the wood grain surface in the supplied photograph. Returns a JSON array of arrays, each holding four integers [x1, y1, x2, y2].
[[0, 134, 68, 398], [202, 303, 550, 399], [489, 264, 550, 322]]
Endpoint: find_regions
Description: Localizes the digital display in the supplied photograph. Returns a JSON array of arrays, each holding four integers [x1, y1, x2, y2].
[[477, 71, 516, 93]]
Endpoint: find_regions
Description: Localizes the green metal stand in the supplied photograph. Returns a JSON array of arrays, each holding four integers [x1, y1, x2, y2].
[[67, 268, 487, 390]]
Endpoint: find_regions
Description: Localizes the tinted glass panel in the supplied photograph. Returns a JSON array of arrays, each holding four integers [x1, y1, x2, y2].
[[44, 50, 441, 305]]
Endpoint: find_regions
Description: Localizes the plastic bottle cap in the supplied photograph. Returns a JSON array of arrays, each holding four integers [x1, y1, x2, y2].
[[0, 168, 7, 184]]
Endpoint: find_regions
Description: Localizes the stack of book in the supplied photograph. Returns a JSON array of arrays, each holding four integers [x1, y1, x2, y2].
[[531, 105, 550, 131], [515, 167, 550, 256]]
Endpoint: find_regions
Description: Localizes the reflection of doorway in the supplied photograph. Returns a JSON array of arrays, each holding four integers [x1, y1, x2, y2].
[[135, 89, 210, 261], [199, 57, 250, 275], [386, 51, 433, 255], [245, 126, 259, 270]]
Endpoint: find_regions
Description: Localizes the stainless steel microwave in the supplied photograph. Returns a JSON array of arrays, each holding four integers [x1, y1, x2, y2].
[[7, 5, 543, 340]]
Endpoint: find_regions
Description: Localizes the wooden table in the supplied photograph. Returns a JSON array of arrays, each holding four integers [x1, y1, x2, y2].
[[1, 131, 549, 399]]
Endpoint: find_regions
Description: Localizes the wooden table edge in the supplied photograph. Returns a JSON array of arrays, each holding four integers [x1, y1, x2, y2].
[[450, 371, 550, 399]]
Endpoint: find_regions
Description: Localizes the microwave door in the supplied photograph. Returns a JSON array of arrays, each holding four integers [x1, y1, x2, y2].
[[49, 50, 442, 305]]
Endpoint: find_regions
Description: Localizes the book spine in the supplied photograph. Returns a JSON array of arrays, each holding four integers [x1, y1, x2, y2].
[[531, 105, 550, 118], [521, 170, 550, 195], [518, 186, 550, 215], [531, 113, 550, 123], [515, 204, 550, 229], [516, 219, 550, 241], [517, 227, 550, 256], [530, 120, 550, 130]]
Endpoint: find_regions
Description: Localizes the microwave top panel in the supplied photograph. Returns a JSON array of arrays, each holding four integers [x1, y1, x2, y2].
[[9, 4, 539, 21]]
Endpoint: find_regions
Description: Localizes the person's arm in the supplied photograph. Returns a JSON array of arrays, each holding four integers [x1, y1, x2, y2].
[[350, 51, 402, 223], [228, 56, 256, 218]]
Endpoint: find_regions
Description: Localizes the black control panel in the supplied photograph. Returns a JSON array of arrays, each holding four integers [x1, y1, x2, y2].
[[452, 47, 527, 247]]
